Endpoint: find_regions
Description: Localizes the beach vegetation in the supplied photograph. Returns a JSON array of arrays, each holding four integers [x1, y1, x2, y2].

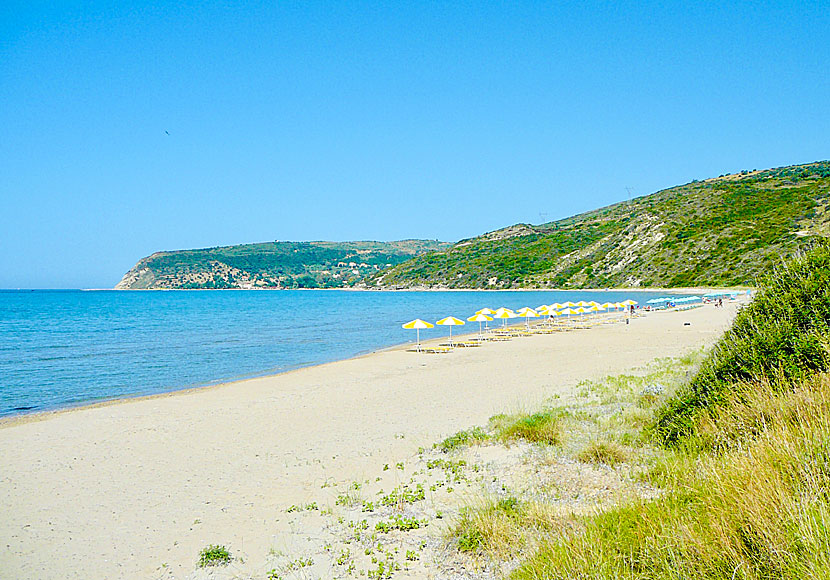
[[436, 426, 489, 452], [379, 483, 425, 508], [367, 556, 400, 579], [493, 409, 563, 445], [335, 487, 363, 507], [654, 240, 830, 443], [375, 515, 425, 533], [576, 440, 627, 466], [426, 457, 468, 482], [452, 497, 559, 558], [285, 556, 314, 570], [197, 544, 232, 567]]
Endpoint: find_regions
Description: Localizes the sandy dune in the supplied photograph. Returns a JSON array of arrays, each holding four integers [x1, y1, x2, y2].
[[0, 303, 741, 579]]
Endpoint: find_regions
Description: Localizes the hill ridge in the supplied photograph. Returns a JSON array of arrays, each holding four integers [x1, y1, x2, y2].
[[115, 239, 449, 289], [372, 160, 830, 289]]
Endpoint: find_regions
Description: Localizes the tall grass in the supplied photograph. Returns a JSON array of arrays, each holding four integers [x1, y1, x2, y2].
[[654, 240, 830, 443], [513, 376, 830, 580]]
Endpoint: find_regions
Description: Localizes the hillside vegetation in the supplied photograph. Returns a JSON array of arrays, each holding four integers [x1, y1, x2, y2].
[[115, 240, 448, 290], [374, 161, 830, 289]]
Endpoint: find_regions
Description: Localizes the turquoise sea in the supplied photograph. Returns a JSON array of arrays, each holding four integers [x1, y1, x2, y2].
[[0, 289, 685, 417]]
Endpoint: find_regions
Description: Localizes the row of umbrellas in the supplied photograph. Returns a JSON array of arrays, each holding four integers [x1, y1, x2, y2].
[[403, 300, 640, 349]]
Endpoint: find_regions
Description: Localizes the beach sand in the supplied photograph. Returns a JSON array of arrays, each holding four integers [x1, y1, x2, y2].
[[0, 302, 741, 579]]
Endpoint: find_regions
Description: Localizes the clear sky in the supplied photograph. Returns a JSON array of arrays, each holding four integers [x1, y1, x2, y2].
[[1, 1, 828, 288]]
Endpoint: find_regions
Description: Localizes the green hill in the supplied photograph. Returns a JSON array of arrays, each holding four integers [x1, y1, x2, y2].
[[373, 161, 830, 289], [115, 239, 449, 289]]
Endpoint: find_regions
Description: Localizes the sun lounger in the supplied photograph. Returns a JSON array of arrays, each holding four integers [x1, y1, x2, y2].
[[422, 346, 453, 354]]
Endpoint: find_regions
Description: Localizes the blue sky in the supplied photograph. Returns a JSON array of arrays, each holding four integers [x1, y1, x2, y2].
[[1, 1, 828, 288]]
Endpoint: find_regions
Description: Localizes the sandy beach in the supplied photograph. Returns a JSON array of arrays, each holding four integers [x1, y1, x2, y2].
[[0, 302, 742, 579]]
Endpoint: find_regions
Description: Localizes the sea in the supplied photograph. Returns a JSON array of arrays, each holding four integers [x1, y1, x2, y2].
[[0, 289, 689, 418]]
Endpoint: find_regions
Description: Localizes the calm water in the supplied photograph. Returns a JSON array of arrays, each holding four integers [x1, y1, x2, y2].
[[0, 289, 682, 417]]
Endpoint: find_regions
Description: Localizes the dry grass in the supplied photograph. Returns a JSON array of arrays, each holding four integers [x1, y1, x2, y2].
[[512, 374, 830, 580], [452, 496, 564, 559], [576, 440, 627, 467]]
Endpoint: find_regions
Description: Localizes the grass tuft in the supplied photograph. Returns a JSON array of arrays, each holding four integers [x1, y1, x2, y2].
[[576, 440, 627, 466], [493, 410, 562, 445]]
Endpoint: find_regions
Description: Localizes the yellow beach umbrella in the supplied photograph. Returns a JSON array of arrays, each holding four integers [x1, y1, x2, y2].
[[600, 302, 615, 309], [467, 313, 493, 339], [492, 308, 516, 328], [562, 301, 577, 307], [622, 299, 638, 306], [402, 319, 434, 352], [537, 305, 555, 316], [476, 308, 496, 315], [436, 316, 465, 347], [516, 308, 539, 329], [573, 306, 588, 315], [588, 301, 600, 307], [576, 300, 590, 307], [589, 305, 605, 312]]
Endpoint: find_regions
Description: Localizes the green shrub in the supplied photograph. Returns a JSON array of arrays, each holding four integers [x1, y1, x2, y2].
[[198, 544, 231, 567], [654, 240, 830, 443]]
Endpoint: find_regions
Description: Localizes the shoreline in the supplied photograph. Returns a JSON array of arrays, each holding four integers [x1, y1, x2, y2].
[[1, 289, 747, 425], [101, 285, 751, 292], [0, 341, 406, 430], [0, 300, 745, 579]]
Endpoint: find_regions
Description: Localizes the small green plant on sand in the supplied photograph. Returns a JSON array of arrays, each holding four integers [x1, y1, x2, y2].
[[198, 544, 231, 567], [375, 515, 424, 532], [437, 426, 489, 452]]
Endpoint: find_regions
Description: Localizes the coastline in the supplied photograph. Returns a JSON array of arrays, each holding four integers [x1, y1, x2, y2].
[[0, 288, 748, 428], [108, 285, 751, 292], [0, 301, 744, 579]]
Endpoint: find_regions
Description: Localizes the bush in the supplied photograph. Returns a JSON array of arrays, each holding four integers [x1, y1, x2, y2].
[[654, 240, 830, 443]]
